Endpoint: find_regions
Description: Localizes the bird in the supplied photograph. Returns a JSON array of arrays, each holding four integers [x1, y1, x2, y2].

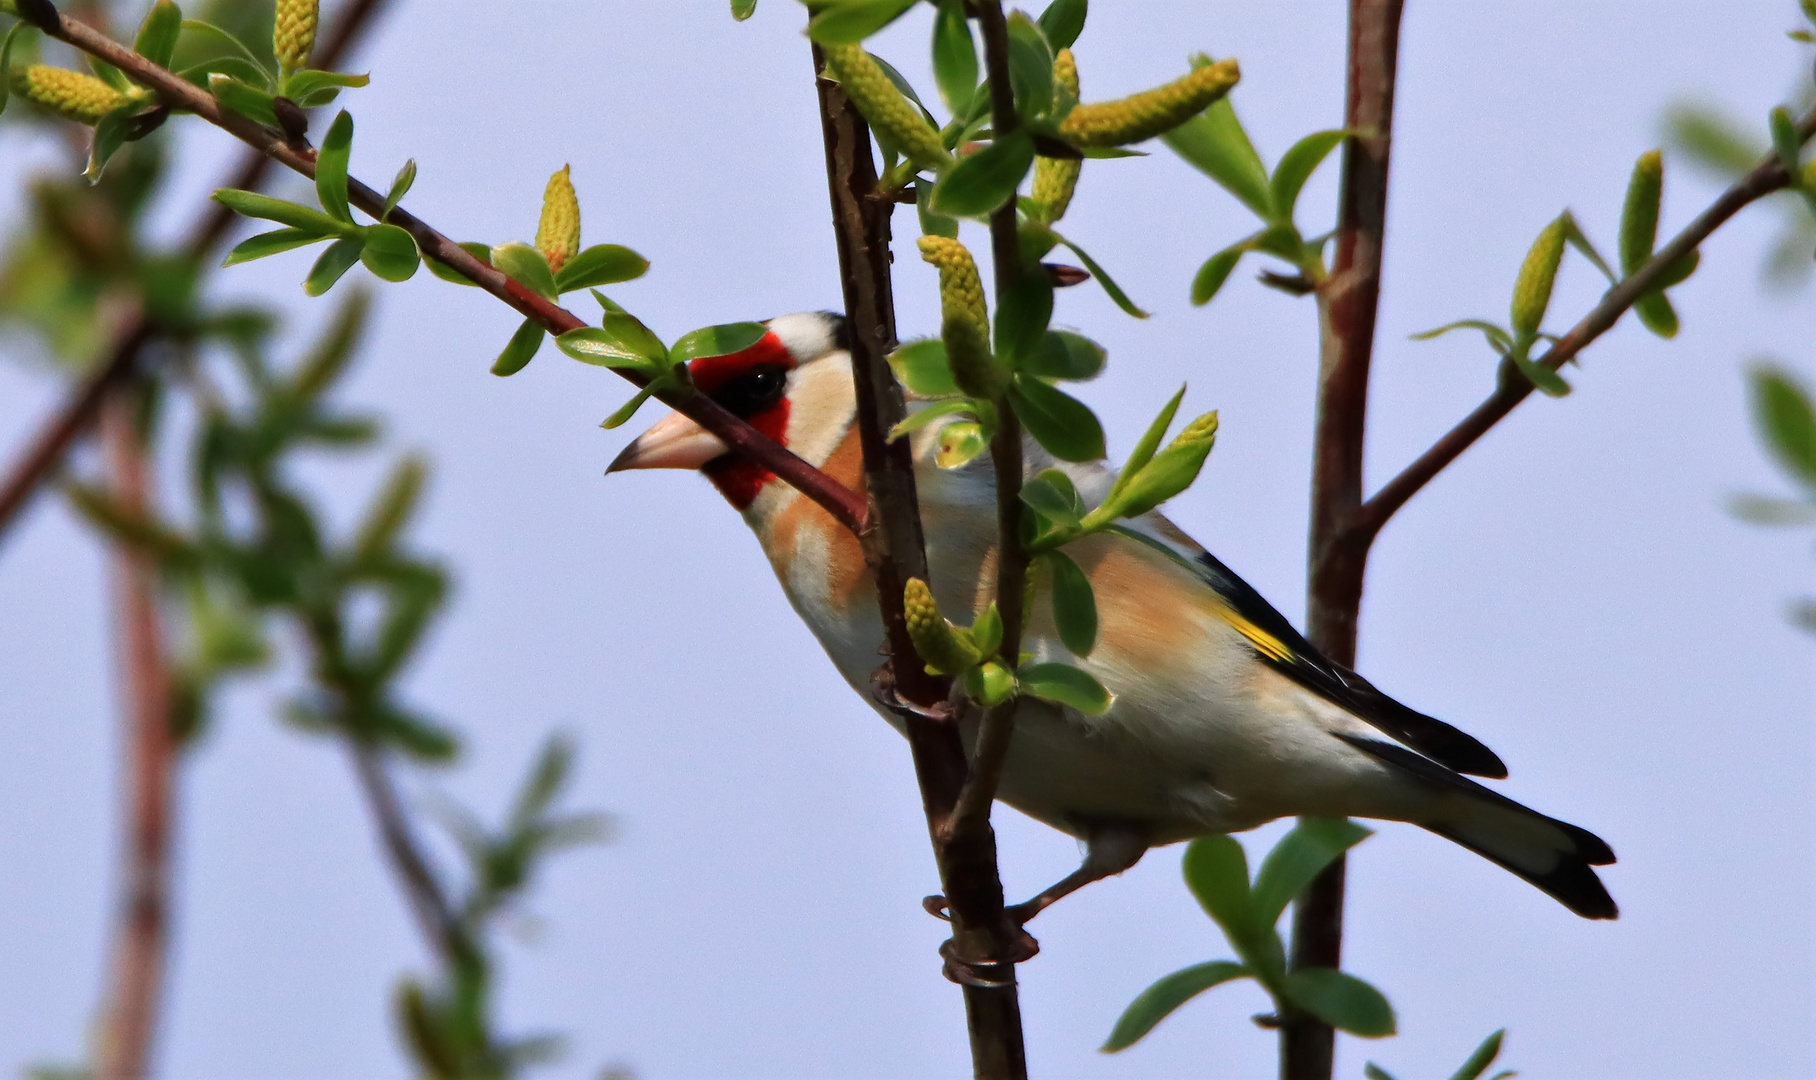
[[608, 310, 1617, 922]]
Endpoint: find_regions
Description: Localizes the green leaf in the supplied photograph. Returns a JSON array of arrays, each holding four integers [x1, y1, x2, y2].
[[1282, 968, 1396, 1037], [932, 0, 978, 117], [382, 158, 416, 218], [491, 242, 557, 300], [555, 244, 650, 292], [806, 0, 920, 44], [601, 384, 662, 429], [1101, 961, 1247, 1052], [84, 107, 138, 185], [1165, 96, 1272, 218], [890, 338, 962, 398], [1664, 104, 1763, 175], [1181, 835, 1255, 943], [354, 456, 426, 561], [556, 312, 669, 370], [1511, 353, 1571, 397], [1655, 248, 1700, 288], [971, 602, 1004, 656], [1559, 211, 1618, 286], [1410, 318, 1514, 357], [1364, 1065, 1399, 1080], [731, 0, 757, 19], [223, 227, 325, 266], [1004, 11, 1054, 118], [88, 55, 133, 93], [0, 22, 30, 119], [1010, 373, 1105, 461], [1022, 330, 1104, 381], [1045, 549, 1096, 655], [1036, 0, 1087, 50], [492, 318, 546, 376], [996, 269, 1054, 362], [1054, 234, 1148, 317], [937, 420, 988, 468], [916, 178, 959, 239], [213, 188, 348, 235], [281, 68, 369, 106], [1191, 243, 1247, 306], [180, 19, 275, 88], [1250, 817, 1372, 929], [1751, 364, 1816, 489], [1017, 661, 1110, 714], [1770, 106, 1802, 175], [1269, 129, 1346, 224], [1020, 468, 1083, 527], [1633, 291, 1679, 338], [670, 321, 768, 364], [1114, 386, 1184, 497], [133, 1, 183, 68], [178, 55, 271, 90], [933, 129, 1037, 217], [425, 241, 493, 285], [890, 398, 978, 441], [359, 223, 420, 282], [1448, 1029, 1507, 1080], [303, 236, 364, 296], [1108, 411, 1218, 517], [207, 73, 279, 126], [1618, 151, 1662, 277]]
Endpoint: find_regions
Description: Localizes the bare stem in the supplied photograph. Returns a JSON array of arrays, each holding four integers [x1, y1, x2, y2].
[[40, 8, 869, 538], [349, 742, 466, 965], [95, 384, 175, 1080]]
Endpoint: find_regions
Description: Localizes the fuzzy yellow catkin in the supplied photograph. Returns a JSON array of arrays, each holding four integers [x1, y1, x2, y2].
[[917, 236, 1002, 397], [537, 165, 581, 273], [274, 0, 319, 73], [1057, 58, 1240, 148], [1511, 217, 1567, 336], [1031, 50, 1083, 222], [822, 43, 951, 173], [903, 578, 982, 675], [17, 65, 129, 125]]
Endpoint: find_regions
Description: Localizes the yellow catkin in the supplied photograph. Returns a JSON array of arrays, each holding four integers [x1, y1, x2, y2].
[[1057, 59, 1240, 148], [1032, 50, 1083, 223], [1511, 217, 1566, 335], [823, 43, 952, 173], [903, 578, 981, 675], [17, 65, 129, 125], [917, 236, 1002, 397], [536, 165, 581, 273], [274, 0, 319, 73]]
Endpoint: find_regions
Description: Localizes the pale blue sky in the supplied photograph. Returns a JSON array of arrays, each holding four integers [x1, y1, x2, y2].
[[1, 2, 1812, 1078]]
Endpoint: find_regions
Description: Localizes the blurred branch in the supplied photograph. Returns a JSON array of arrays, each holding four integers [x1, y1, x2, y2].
[[1290, 2, 1404, 1078], [95, 385, 175, 1080], [38, 5, 870, 536], [0, 0, 395, 549], [1353, 103, 1816, 540], [351, 743, 466, 965]]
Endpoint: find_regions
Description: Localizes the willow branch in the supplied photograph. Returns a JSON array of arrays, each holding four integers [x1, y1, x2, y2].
[[1351, 105, 1816, 541], [0, 0, 393, 548], [349, 742, 465, 965], [41, 6, 868, 537]]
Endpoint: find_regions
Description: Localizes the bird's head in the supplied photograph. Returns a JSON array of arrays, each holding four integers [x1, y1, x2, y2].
[[608, 311, 858, 512]]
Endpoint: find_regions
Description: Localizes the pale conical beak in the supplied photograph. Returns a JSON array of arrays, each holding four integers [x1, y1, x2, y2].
[[607, 410, 731, 473]]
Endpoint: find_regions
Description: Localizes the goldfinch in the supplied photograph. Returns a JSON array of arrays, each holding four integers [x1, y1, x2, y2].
[[610, 312, 1617, 920]]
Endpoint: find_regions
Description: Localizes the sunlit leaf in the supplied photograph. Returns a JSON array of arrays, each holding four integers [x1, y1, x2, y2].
[[1010, 372, 1104, 461], [1016, 661, 1110, 714]]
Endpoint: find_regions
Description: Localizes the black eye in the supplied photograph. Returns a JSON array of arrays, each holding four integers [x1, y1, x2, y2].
[[748, 368, 783, 395], [711, 364, 790, 418]]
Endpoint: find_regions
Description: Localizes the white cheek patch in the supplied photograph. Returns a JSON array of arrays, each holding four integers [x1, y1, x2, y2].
[[767, 313, 839, 364], [782, 360, 857, 469]]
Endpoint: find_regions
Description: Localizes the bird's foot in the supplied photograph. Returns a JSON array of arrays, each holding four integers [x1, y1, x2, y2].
[[922, 894, 1040, 984]]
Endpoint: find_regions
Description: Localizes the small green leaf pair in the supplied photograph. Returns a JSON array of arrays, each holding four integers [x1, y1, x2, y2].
[[182, 15, 368, 127], [216, 111, 420, 296], [1104, 819, 1393, 1052], [557, 305, 767, 429], [1365, 1029, 1516, 1080], [1164, 64, 1349, 305]]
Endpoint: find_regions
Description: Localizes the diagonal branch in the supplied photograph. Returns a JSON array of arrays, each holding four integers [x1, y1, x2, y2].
[[1351, 105, 1816, 541], [0, 0, 395, 549], [349, 741, 466, 966]]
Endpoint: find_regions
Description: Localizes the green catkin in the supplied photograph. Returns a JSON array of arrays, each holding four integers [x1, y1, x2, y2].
[[916, 236, 1003, 398], [1511, 217, 1567, 336], [537, 165, 581, 273], [1032, 49, 1083, 222], [1618, 150, 1663, 276], [1057, 59, 1240, 148], [274, 0, 319, 74], [904, 578, 983, 675], [17, 65, 129, 124], [822, 43, 951, 172]]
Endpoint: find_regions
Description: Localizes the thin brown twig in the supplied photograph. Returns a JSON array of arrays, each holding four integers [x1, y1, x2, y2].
[[0, 0, 395, 548], [94, 384, 175, 1080], [349, 741, 465, 964], [1350, 104, 1816, 542], [42, 8, 870, 537], [1289, 2, 1403, 1077]]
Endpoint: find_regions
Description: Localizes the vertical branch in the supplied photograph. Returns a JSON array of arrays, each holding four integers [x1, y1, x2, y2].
[[95, 384, 175, 1080], [812, 44, 1029, 1080], [348, 741, 464, 964], [1288, 2, 1404, 1079]]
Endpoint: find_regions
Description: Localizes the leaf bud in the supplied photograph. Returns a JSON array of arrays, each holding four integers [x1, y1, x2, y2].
[[822, 43, 952, 173], [964, 660, 1015, 707], [16, 65, 130, 124], [537, 164, 582, 273], [1510, 216, 1567, 336], [1618, 150, 1663, 277], [903, 577, 983, 675], [1057, 58, 1239, 148], [274, 0, 319, 74]]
